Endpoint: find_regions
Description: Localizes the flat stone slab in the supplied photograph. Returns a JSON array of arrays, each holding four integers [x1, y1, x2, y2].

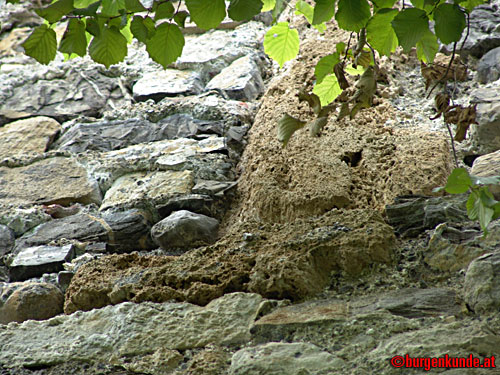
[[0, 293, 263, 369], [8, 244, 75, 282], [0, 116, 61, 159], [206, 55, 264, 101], [133, 70, 204, 102], [0, 157, 102, 207]]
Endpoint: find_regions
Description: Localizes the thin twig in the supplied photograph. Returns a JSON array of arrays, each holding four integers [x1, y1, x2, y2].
[[445, 121, 459, 168], [426, 42, 457, 98]]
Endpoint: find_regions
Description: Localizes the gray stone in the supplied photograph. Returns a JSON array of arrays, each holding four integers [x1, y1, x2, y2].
[[471, 150, 500, 200], [0, 282, 63, 324], [206, 55, 265, 101], [57, 270, 73, 293], [470, 84, 500, 154], [192, 180, 238, 196], [229, 342, 345, 375], [156, 113, 226, 139], [0, 116, 61, 159], [0, 224, 14, 258], [0, 293, 263, 369], [79, 136, 231, 193], [385, 195, 469, 237], [8, 244, 75, 282], [477, 46, 500, 83], [0, 66, 128, 126], [442, 2, 500, 58], [157, 194, 218, 218], [0, 157, 102, 207], [174, 22, 267, 80], [0, 206, 51, 237], [426, 222, 500, 272], [133, 70, 204, 102], [464, 251, 500, 314], [151, 210, 219, 250], [13, 209, 154, 255]]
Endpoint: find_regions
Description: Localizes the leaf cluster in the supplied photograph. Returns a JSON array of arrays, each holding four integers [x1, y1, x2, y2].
[[435, 168, 500, 235]]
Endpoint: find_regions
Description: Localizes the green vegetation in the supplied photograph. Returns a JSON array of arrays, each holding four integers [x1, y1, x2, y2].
[[9, 0, 499, 233]]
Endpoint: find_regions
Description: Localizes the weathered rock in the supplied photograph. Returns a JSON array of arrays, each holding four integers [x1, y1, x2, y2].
[[425, 222, 500, 272], [0, 66, 128, 126], [111, 348, 183, 375], [99, 170, 194, 212], [477, 46, 500, 83], [182, 345, 230, 375], [79, 136, 230, 193], [464, 251, 500, 314], [133, 70, 204, 102], [14, 209, 154, 255], [206, 55, 265, 101], [0, 116, 61, 159], [0, 27, 32, 58], [0, 157, 102, 207], [471, 150, 500, 200], [0, 225, 14, 258], [151, 210, 219, 250], [385, 195, 469, 237], [0, 206, 51, 237], [158, 194, 218, 218], [64, 209, 394, 313], [8, 244, 75, 282], [229, 342, 345, 375], [0, 282, 63, 324], [192, 180, 238, 196], [0, 293, 263, 369], [174, 22, 267, 79], [470, 84, 500, 154]]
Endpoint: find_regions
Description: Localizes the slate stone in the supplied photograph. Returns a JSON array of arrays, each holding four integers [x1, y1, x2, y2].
[[157, 194, 217, 218], [157, 113, 226, 139], [471, 150, 500, 200], [13, 209, 154, 255], [470, 85, 500, 153], [133, 70, 204, 102], [8, 244, 75, 282], [0, 282, 63, 324], [385, 195, 469, 237], [0, 206, 51, 237], [0, 67, 127, 126], [0, 116, 61, 159], [205, 55, 265, 101], [0, 224, 14, 258], [0, 293, 263, 368], [229, 342, 345, 375], [477, 46, 500, 83], [464, 251, 500, 314], [0, 157, 102, 207], [151, 210, 219, 250], [192, 180, 237, 196]]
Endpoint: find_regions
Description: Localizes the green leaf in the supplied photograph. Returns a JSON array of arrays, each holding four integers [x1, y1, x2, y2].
[[185, 0, 226, 30], [411, 0, 424, 8], [296, 0, 314, 23], [262, 0, 276, 12], [444, 167, 472, 194], [366, 8, 398, 56], [59, 18, 87, 57], [308, 117, 328, 136], [264, 22, 300, 68], [35, 0, 74, 23], [72, 0, 100, 16], [89, 25, 127, 68], [120, 15, 133, 43], [312, 0, 336, 25], [74, 0, 95, 7], [124, 0, 145, 12], [434, 3, 465, 45], [313, 74, 342, 106], [492, 202, 500, 220], [345, 64, 365, 75], [391, 8, 429, 52], [155, 2, 175, 20], [130, 15, 155, 43], [22, 24, 57, 64], [277, 114, 306, 147], [335, 0, 371, 32], [146, 22, 185, 68], [371, 0, 397, 7], [416, 28, 438, 63], [466, 190, 479, 220], [228, 0, 263, 21], [458, 0, 485, 12], [101, 0, 125, 16], [174, 11, 189, 28], [314, 53, 340, 84], [272, 0, 286, 21]]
